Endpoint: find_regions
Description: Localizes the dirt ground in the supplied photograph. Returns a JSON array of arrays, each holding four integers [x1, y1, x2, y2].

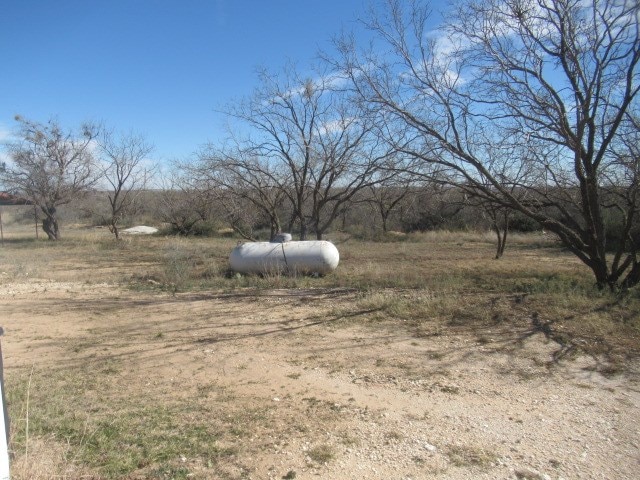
[[1, 278, 638, 480]]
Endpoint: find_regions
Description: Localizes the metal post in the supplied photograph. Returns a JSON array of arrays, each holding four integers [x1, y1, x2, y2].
[[0, 328, 10, 480]]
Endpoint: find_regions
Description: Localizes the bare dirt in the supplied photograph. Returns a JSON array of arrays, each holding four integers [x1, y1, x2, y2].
[[1, 279, 639, 479]]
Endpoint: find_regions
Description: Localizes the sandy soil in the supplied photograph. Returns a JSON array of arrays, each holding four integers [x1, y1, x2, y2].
[[1, 280, 639, 479]]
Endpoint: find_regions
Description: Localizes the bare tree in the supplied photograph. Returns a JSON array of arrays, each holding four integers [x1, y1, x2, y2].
[[603, 112, 640, 287], [336, 0, 640, 289], [213, 187, 263, 241], [218, 65, 390, 240], [154, 168, 213, 236], [365, 172, 418, 233], [385, 183, 465, 231], [99, 131, 154, 239], [465, 193, 513, 259], [1, 116, 100, 240], [190, 150, 289, 240], [460, 168, 527, 259]]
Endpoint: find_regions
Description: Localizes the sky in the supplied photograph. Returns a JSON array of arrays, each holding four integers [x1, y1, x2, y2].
[[0, 0, 447, 164]]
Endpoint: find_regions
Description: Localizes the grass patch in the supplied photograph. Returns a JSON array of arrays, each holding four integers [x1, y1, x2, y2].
[[6, 366, 258, 479], [335, 280, 640, 365], [307, 444, 336, 464], [447, 444, 496, 468], [385, 430, 404, 441]]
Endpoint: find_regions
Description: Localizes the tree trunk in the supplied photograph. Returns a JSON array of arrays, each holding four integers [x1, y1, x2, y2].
[[592, 259, 614, 291], [299, 220, 308, 240], [493, 213, 508, 260], [381, 211, 389, 233], [111, 221, 120, 240], [42, 207, 60, 240], [493, 224, 507, 259], [269, 216, 281, 242], [287, 216, 296, 234], [621, 261, 640, 290]]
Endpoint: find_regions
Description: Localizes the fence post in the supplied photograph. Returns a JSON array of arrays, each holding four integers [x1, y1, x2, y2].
[[0, 327, 10, 480]]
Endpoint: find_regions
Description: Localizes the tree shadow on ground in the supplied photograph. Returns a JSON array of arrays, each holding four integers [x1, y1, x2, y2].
[[4, 288, 636, 381]]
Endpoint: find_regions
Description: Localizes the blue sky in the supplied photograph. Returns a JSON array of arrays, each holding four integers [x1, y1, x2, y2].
[[1, 0, 446, 163]]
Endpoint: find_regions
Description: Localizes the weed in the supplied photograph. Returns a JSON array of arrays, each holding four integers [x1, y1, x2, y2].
[[385, 430, 404, 441], [337, 432, 360, 447], [440, 385, 460, 394], [447, 444, 495, 468], [307, 444, 335, 464], [151, 465, 191, 479], [163, 239, 197, 291]]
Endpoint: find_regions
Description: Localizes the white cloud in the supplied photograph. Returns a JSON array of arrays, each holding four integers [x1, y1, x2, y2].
[[0, 124, 14, 143], [317, 117, 357, 136], [322, 72, 349, 90], [428, 28, 467, 59], [0, 124, 15, 172]]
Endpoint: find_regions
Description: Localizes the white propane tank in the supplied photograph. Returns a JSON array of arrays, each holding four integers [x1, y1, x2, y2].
[[229, 240, 339, 275]]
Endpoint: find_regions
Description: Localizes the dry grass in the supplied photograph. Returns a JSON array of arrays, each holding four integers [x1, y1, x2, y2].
[[446, 444, 496, 468], [2, 224, 637, 359], [6, 365, 262, 479], [10, 437, 98, 480], [1, 222, 639, 478], [307, 444, 336, 465]]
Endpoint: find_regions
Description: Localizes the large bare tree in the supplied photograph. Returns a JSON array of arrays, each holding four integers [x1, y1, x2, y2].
[[212, 65, 391, 240], [99, 131, 154, 239], [336, 0, 640, 289], [1, 116, 100, 240]]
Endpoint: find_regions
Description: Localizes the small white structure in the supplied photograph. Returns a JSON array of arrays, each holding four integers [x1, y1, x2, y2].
[[229, 239, 339, 275], [120, 226, 158, 235]]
